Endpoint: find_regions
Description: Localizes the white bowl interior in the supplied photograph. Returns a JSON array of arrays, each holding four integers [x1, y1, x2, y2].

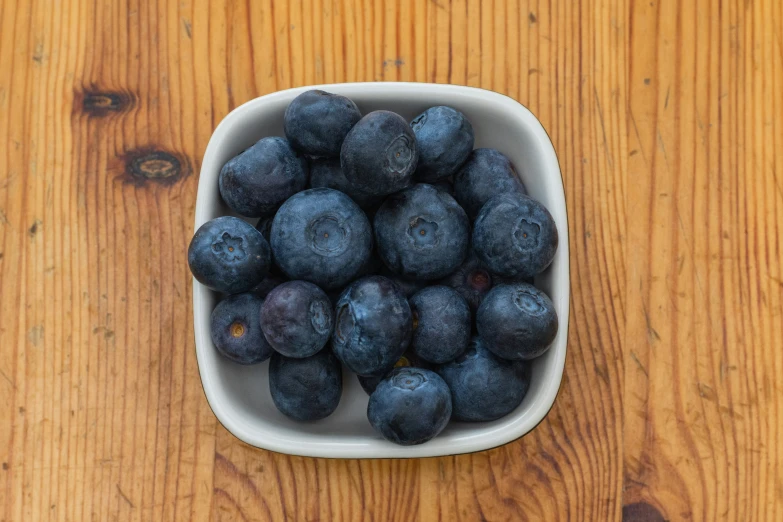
[[194, 83, 569, 458]]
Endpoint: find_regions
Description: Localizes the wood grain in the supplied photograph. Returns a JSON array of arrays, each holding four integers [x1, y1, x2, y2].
[[0, 0, 780, 521]]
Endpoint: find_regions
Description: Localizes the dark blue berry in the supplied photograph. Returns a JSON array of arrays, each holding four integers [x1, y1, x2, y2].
[[284, 90, 362, 157], [341, 110, 418, 196], [436, 337, 531, 421], [439, 250, 496, 312], [387, 275, 428, 299], [269, 349, 342, 421], [210, 293, 274, 364], [309, 157, 383, 209], [476, 282, 558, 360], [378, 265, 428, 298], [270, 188, 372, 290], [374, 184, 469, 280], [432, 179, 454, 195], [367, 367, 452, 445], [357, 374, 382, 396], [409, 286, 471, 364], [355, 248, 385, 279], [188, 216, 271, 294], [255, 216, 273, 242], [472, 192, 558, 279], [219, 137, 308, 218], [260, 281, 334, 358], [453, 148, 526, 219], [410, 106, 474, 182], [357, 352, 432, 395], [255, 216, 291, 277], [332, 276, 412, 376], [251, 274, 287, 298]]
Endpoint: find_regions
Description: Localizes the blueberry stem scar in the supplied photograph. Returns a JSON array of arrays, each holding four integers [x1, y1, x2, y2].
[[231, 322, 245, 338]]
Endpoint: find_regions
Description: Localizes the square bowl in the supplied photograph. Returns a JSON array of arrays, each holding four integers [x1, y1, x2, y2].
[[193, 82, 569, 458]]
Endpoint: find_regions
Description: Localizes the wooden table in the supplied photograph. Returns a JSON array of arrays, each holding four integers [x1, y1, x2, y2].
[[1, 0, 781, 520]]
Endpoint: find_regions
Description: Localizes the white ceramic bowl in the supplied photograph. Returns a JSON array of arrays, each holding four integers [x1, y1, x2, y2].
[[193, 83, 569, 458]]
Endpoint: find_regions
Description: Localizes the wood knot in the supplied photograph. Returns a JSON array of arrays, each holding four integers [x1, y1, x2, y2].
[[622, 502, 666, 522], [121, 149, 190, 186], [77, 89, 135, 116], [84, 93, 124, 111], [130, 152, 180, 180]]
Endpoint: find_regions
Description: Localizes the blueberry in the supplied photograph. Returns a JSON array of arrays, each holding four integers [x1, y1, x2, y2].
[[410, 106, 474, 183], [219, 137, 308, 218], [432, 179, 454, 195], [341, 110, 418, 196], [387, 275, 428, 299], [355, 248, 385, 279], [495, 273, 536, 286], [439, 250, 497, 312], [453, 148, 526, 219], [309, 157, 383, 209], [357, 352, 432, 395], [378, 265, 428, 298], [436, 337, 531, 421], [357, 374, 382, 395], [269, 349, 342, 421], [367, 367, 452, 445], [472, 193, 558, 279], [270, 188, 372, 290], [255, 216, 273, 242], [409, 286, 471, 364], [439, 250, 531, 312], [332, 276, 412, 376], [374, 184, 469, 280], [188, 216, 271, 294], [256, 217, 294, 278], [476, 282, 557, 360], [251, 274, 287, 298], [284, 90, 362, 157], [210, 292, 274, 364], [260, 281, 334, 358]]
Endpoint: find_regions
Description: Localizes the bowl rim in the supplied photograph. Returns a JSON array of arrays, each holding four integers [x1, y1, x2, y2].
[[193, 82, 569, 458]]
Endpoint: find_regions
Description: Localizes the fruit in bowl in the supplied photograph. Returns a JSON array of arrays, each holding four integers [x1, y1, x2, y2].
[[190, 88, 560, 444], [191, 83, 568, 458]]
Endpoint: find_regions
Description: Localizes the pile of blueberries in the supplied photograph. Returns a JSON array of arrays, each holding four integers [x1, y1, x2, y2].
[[188, 90, 559, 446]]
